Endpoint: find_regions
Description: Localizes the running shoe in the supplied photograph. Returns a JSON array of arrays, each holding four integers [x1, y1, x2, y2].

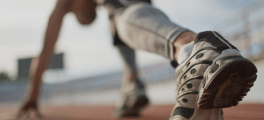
[[169, 31, 257, 119], [195, 31, 257, 108], [114, 79, 149, 118], [169, 34, 223, 119]]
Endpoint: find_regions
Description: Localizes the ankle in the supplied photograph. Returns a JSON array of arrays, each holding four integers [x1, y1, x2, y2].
[[174, 31, 196, 61], [122, 72, 138, 84]]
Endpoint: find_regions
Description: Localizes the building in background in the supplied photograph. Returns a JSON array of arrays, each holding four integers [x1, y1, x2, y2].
[[17, 53, 64, 81]]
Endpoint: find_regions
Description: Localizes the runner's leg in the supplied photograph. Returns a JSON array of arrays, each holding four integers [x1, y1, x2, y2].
[[111, 2, 256, 120], [112, 3, 227, 120], [108, 5, 148, 117], [114, 3, 190, 61], [116, 45, 138, 84]]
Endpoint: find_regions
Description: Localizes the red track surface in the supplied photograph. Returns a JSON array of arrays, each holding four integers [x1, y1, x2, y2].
[[1, 104, 264, 120]]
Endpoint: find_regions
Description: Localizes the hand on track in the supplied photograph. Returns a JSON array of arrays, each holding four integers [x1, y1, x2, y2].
[[16, 99, 43, 119]]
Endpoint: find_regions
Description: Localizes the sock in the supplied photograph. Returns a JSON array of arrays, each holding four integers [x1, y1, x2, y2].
[[177, 41, 194, 64]]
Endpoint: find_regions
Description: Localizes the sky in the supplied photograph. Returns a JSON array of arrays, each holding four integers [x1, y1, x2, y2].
[[0, 0, 257, 83]]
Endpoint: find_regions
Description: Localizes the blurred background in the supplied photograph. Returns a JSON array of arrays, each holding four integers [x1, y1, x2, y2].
[[0, 0, 264, 109]]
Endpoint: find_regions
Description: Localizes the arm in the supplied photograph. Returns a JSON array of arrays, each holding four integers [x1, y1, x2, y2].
[[17, 0, 73, 118], [27, 0, 72, 101]]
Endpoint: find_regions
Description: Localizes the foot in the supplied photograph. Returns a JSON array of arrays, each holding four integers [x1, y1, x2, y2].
[[194, 31, 258, 108], [169, 35, 223, 119], [174, 31, 257, 109], [169, 31, 257, 119], [114, 80, 149, 118]]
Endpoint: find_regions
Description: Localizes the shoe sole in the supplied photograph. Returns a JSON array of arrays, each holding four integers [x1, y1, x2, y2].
[[132, 95, 149, 109], [198, 56, 257, 109], [114, 95, 149, 118]]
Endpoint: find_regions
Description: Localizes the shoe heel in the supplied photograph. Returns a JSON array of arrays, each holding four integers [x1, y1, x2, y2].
[[132, 95, 149, 109], [198, 49, 257, 108]]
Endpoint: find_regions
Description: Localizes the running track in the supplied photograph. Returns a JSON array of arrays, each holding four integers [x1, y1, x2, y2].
[[0, 104, 264, 120]]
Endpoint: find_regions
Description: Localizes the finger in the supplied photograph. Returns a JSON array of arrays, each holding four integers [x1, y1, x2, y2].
[[17, 110, 29, 119], [20, 110, 30, 119], [16, 109, 26, 118], [35, 111, 43, 119], [16, 112, 22, 119], [25, 111, 30, 119], [33, 107, 43, 119]]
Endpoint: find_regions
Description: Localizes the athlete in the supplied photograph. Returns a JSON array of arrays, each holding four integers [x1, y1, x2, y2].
[[17, 0, 258, 120], [17, 0, 147, 119]]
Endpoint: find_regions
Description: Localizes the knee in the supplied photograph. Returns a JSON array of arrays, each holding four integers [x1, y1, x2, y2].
[[122, 3, 152, 19], [114, 3, 152, 31]]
